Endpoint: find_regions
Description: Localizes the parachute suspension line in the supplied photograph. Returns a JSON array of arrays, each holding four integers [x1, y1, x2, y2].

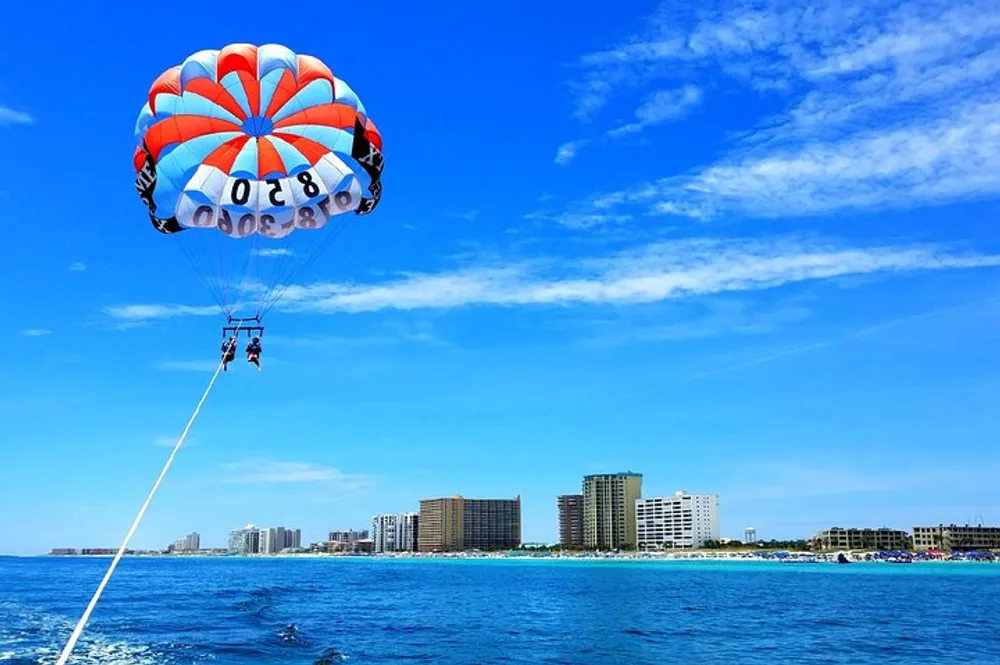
[[229, 233, 259, 316], [256, 210, 356, 315], [246, 231, 316, 319], [218, 227, 233, 316], [172, 235, 227, 315], [252, 234, 266, 316], [272, 216, 354, 310], [256, 243, 303, 316], [244, 234, 262, 311], [259, 217, 355, 318], [182, 232, 227, 313], [54, 330, 242, 665], [255, 229, 325, 315], [258, 224, 343, 317]]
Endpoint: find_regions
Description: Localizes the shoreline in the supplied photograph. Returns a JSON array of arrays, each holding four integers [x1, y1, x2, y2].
[[30, 550, 997, 564]]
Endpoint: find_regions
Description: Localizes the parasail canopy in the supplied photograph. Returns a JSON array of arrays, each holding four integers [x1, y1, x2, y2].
[[132, 43, 384, 320]]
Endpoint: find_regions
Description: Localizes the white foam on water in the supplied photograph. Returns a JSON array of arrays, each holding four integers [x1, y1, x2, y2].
[[0, 603, 170, 665]]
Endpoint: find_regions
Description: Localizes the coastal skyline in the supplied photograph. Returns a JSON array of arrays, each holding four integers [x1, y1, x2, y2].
[[44, 481, 1000, 555], [4, 0, 1000, 556]]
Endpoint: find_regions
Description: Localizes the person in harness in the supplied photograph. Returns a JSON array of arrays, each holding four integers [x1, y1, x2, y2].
[[246, 336, 262, 371], [221, 336, 237, 372]]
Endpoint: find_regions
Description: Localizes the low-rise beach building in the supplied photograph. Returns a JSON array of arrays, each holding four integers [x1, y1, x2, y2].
[[811, 527, 909, 552], [912, 524, 1000, 551]]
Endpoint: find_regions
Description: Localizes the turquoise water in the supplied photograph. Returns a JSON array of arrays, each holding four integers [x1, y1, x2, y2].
[[1, 556, 998, 664]]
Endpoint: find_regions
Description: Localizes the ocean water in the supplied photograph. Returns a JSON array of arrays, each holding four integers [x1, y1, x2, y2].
[[1, 556, 998, 665]]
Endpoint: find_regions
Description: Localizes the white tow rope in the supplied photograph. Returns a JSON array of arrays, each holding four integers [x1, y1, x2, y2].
[[55, 333, 240, 664]]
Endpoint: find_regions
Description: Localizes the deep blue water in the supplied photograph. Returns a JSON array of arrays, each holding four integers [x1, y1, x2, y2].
[[1, 556, 999, 665]]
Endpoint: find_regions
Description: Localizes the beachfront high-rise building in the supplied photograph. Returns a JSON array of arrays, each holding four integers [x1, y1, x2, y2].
[[464, 497, 521, 551], [171, 532, 201, 552], [582, 472, 643, 550], [557, 495, 584, 549], [635, 491, 721, 551], [418, 497, 464, 552], [418, 496, 521, 552], [263, 527, 302, 553], [263, 527, 283, 554], [744, 527, 757, 544], [228, 524, 264, 554], [329, 529, 369, 544], [371, 513, 419, 553]]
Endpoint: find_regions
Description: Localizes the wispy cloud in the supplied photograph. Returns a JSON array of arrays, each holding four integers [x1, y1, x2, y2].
[[268, 320, 449, 349], [524, 209, 633, 230], [104, 303, 220, 322], [606, 85, 703, 138], [251, 248, 293, 258], [154, 434, 197, 448], [555, 140, 587, 165], [727, 459, 999, 502], [106, 237, 1000, 320], [0, 105, 33, 126], [579, 298, 812, 348], [611, 293, 1000, 395], [68, 262, 86, 272], [20, 328, 52, 337], [563, 0, 1000, 220], [449, 210, 480, 222], [603, 98, 1000, 219], [560, 86, 703, 161], [155, 359, 219, 372], [221, 459, 372, 490]]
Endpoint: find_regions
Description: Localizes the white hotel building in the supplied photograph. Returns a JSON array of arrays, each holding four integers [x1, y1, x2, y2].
[[635, 491, 720, 551], [372, 512, 419, 553]]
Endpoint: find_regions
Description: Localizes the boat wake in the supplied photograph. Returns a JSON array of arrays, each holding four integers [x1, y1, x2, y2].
[[0, 601, 205, 665]]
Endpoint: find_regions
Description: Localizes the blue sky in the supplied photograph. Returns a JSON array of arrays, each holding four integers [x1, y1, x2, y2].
[[3, 0, 1000, 555]]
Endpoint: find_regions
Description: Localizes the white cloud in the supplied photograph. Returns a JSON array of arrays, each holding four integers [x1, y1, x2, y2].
[[573, 0, 1000, 114], [0, 106, 33, 126], [106, 237, 1000, 320], [606, 85, 703, 137], [554, 140, 587, 165], [559, 86, 702, 159], [20, 328, 52, 337], [221, 459, 371, 490], [104, 303, 220, 322], [603, 98, 1000, 219], [69, 262, 86, 272], [251, 248, 293, 258], [524, 209, 633, 230], [562, 0, 1000, 220]]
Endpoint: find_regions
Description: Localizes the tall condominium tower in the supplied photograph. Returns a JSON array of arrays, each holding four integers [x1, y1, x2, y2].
[[418, 495, 521, 552], [557, 494, 584, 549], [582, 472, 642, 550]]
